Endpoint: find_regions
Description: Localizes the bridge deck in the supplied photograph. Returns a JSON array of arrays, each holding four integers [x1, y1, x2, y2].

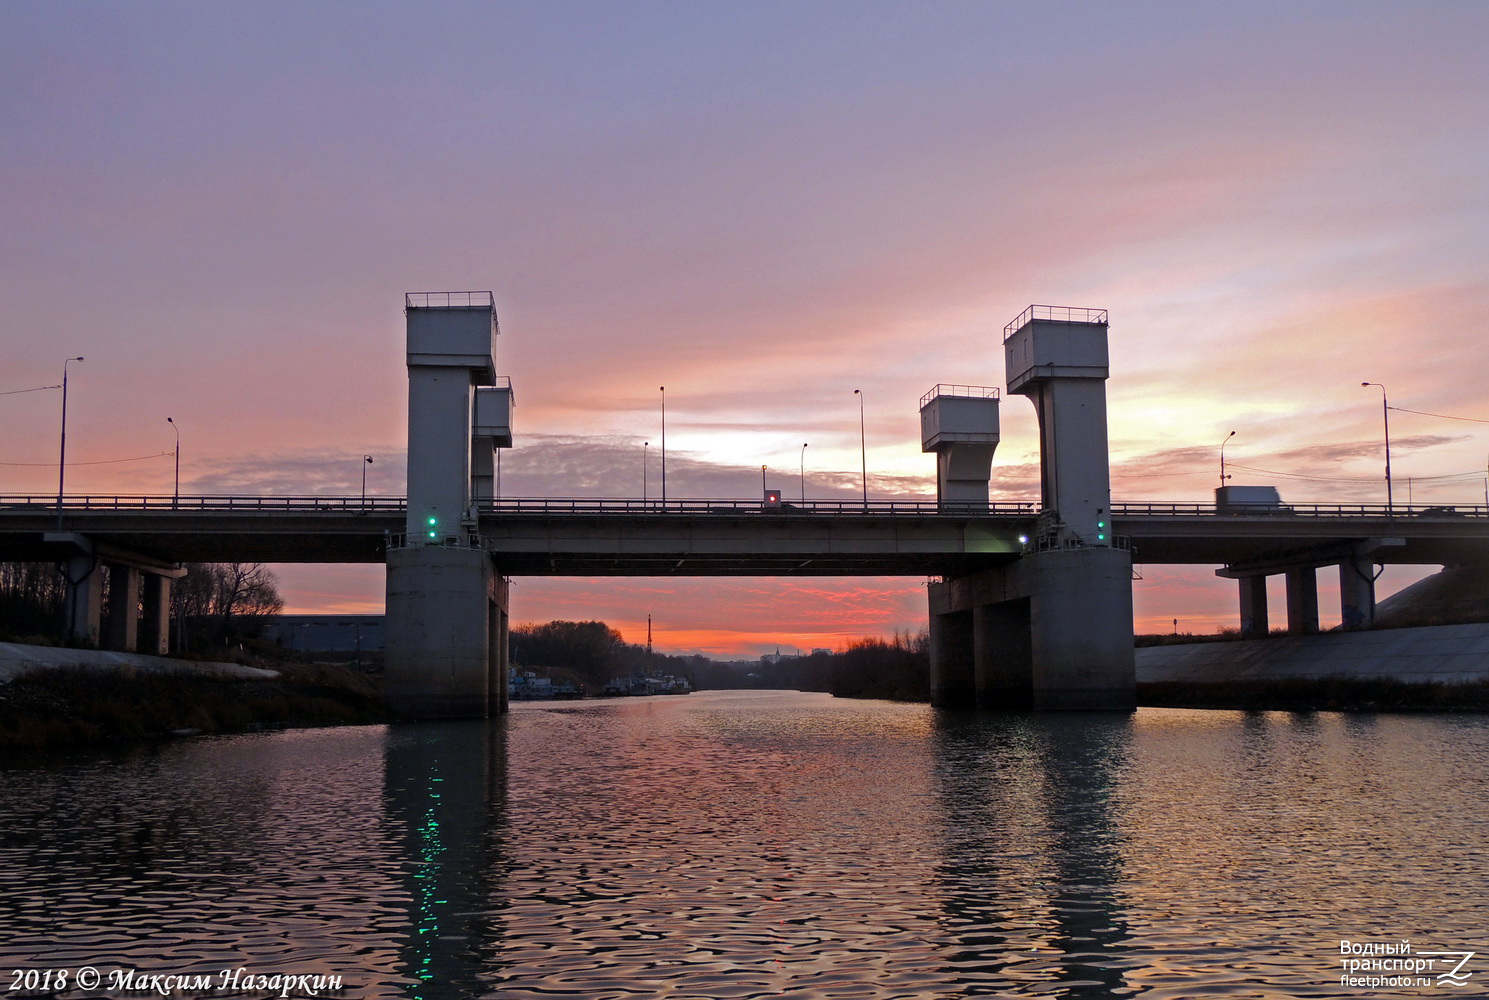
[[1, 496, 1487, 574]]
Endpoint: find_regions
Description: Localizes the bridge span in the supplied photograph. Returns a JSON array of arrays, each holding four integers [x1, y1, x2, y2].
[[3, 496, 1486, 572]]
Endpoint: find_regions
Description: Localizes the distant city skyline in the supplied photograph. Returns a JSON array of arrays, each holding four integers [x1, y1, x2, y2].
[[4, 1, 1487, 655]]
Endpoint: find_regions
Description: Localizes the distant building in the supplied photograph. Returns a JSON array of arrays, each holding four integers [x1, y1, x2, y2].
[[263, 615, 385, 653]]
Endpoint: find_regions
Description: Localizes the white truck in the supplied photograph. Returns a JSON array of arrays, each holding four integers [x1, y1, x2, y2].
[[1215, 485, 1284, 513]]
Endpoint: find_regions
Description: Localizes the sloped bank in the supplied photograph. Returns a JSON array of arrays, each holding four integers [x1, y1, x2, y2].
[[0, 643, 386, 750], [1137, 623, 1489, 710]]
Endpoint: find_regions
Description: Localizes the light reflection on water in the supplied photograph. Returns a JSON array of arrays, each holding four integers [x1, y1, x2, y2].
[[2, 692, 1487, 998]]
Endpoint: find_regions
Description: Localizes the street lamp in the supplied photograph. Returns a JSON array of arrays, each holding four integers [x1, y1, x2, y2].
[[167, 417, 180, 507], [1361, 382, 1393, 513], [1219, 430, 1235, 487], [362, 455, 373, 505], [643, 441, 649, 504], [800, 442, 808, 504], [659, 386, 667, 507], [761, 464, 767, 497], [853, 389, 866, 508], [56, 356, 84, 531]]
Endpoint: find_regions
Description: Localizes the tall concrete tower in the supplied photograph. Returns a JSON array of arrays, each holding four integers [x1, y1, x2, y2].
[[404, 292, 499, 540], [925, 304, 1133, 711], [471, 382, 514, 501], [1003, 305, 1112, 546], [919, 384, 1000, 507], [386, 292, 510, 719]]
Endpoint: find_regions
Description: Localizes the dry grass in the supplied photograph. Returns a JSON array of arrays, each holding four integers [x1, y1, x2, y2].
[[0, 662, 386, 751]]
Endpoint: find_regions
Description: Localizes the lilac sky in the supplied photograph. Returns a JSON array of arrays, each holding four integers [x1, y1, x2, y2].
[[4, 2, 1488, 654]]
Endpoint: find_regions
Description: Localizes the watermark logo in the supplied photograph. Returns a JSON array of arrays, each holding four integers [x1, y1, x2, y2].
[[1340, 940, 1477, 990]]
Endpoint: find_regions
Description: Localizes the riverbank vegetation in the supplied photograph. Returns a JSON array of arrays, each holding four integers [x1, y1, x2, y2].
[[0, 658, 385, 751]]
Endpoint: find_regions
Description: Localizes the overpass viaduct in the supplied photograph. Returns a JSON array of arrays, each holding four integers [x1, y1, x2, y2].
[[4, 496, 1487, 703], [5, 496, 1487, 573], [6, 297, 1487, 715]]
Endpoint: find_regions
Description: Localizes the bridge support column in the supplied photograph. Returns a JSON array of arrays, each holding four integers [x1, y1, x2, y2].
[[1338, 556, 1376, 630], [61, 552, 102, 646], [385, 546, 497, 719], [931, 546, 1134, 711], [928, 606, 975, 708], [1238, 574, 1269, 638], [1285, 567, 1319, 635], [104, 563, 141, 652], [487, 576, 509, 714], [140, 573, 172, 655], [973, 598, 1033, 708]]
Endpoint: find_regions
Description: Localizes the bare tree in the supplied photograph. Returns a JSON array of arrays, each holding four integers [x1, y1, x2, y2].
[[172, 562, 284, 650]]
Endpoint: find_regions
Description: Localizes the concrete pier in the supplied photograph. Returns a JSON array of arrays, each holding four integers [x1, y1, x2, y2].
[[930, 546, 1134, 710], [1238, 574, 1269, 637], [104, 563, 141, 652], [924, 304, 1135, 711], [385, 545, 501, 719], [46, 532, 183, 652], [140, 574, 172, 655]]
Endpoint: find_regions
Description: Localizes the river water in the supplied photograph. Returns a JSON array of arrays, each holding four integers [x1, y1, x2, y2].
[[2, 691, 1486, 999]]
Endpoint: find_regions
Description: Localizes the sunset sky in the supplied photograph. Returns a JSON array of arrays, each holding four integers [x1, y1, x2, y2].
[[4, 2, 1488, 656]]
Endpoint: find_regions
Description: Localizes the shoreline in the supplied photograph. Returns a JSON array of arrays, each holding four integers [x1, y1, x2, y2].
[[0, 660, 386, 752]]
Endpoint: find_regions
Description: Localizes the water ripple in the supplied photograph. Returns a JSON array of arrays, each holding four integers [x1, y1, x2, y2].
[[1, 698, 1486, 998]]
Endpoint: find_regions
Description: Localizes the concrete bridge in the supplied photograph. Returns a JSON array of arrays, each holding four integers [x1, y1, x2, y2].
[[4, 295, 1487, 716]]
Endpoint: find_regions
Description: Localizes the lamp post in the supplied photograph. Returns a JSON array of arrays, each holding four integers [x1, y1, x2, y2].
[[853, 389, 866, 508], [362, 455, 373, 506], [56, 356, 84, 531], [643, 441, 649, 504], [659, 386, 667, 507], [1361, 382, 1393, 513], [1219, 430, 1235, 487], [800, 442, 808, 504], [167, 417, 180, 507], [761, 464, 767, 497]]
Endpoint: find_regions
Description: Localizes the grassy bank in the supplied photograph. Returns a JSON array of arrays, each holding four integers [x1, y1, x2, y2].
[[1139, 678, 1489, 712], [0, 662, 387, 751]]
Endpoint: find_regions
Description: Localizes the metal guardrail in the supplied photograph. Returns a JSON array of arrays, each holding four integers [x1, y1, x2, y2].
[[482, 498, 1039, 516], [1003, 304, 1109, 340], [919, 384, 1000, 406], [1111, 502, 1489, 518], [405, 291, 494, 309], [1, 496, 1485, 518], [0, 495, 408, 512]]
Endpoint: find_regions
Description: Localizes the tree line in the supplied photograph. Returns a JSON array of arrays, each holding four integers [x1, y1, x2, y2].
[[510, 619, 710, 689], [511, 618, 931, 702], [0, 561, 283, 651]]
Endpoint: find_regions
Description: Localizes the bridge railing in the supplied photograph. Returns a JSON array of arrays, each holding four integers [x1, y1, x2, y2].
[[1110, 501, 1489, 518], [0, 495, 409, 512], [0, 495, 1038, 516], [481, 498, 1039, 516], [2, 496, 1485, 518]]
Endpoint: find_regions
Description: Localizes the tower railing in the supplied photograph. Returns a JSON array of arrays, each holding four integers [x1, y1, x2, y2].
[[1003, 304, 1109, 340], [405, 291, 495, 309], [919, 384, 1001, 406]]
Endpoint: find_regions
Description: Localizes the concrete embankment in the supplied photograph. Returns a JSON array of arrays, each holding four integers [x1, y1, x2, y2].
[[0, 642, 276, 684], [1138, 623, 1489, 686], [0, 643, 385, 750]]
